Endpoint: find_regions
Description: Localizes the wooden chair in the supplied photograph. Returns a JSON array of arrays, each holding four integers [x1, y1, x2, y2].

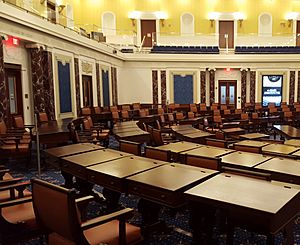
[[112, 111, 121, 124], [38, 112, 49, 123], [93, 107, 102, 114], [157, 108, 164, 115], [144, 146, 171, 162], [151, 128, 166, 146], [188, 111, 195, 119], [31, 178, 142, 245], [81, 107, 91, 116], [122, 105, 131, 111], [185, 154, 220, 170], [283, 111, 293, 125], [121, 110, 130, 121], [13, 115, 34, 138], [0, 178, 40, 244], [110, 106, 119, 112], [175, 112, 184, 122], [132, 103, 140, 110], [82, 119, 109, 147], [119, 140, 141, 156]]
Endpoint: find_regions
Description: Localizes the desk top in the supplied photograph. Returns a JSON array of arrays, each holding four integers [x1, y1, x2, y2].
[[233, 140, 270, 148], [155, 141, 203, 153], [222, 127, 245, 134], [62, 149, 132, 167], [273, 125, 300, 139], [292, 149, 300, 157], [185, 173, 299, 214], [262, 144, 299, 155], [239, 133, 269, 140], [255, 157, 300, 178], [115, 130, 149, 137], [87, 156, 166, 179], [220, 151, 273, 168], [37, 119, 72, 135], [44, 143, 104, 158], [284, 139, 300, 147], [183, 145, 234, 158], [183, 131, 213, 139], [127, 163, 218, 192]]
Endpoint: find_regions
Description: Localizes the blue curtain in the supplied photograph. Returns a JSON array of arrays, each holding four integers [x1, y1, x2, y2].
[[102, 69, 110, 106], [58, 61, 72, 113], [174, 75, 193, 104]]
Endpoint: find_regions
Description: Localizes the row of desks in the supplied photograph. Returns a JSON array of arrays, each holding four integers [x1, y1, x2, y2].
[[45, 142, 300, 244]]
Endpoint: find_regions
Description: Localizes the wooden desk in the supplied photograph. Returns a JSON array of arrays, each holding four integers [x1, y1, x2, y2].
[[292, 149, 300, 158], [179, 131, 213, 143], [127, 163, 218, 208], [44, 143, 104, 167], [239, 133, 269, 140], [183, 145, 234, 160], [87, 156, 166, 193], [273, 124, 300, 139], [220, 151, 273, 169], [36, 119, 71, 145], [255, 157, 300, 185], [284, 139, 300, 147], [233, 140, 270, 153], [155, 141, 203, 161], [222, 127, 245, 137], [61, 149, 132, 179], [114, 130, 150, 143], [185, 173, 300, 244], [262, 144, 299, 156]]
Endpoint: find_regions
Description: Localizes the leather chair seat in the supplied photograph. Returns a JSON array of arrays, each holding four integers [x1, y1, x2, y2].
[[2, 202, 36, 226]]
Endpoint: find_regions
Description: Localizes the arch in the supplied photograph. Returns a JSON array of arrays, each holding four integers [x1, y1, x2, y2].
[[258, 12, 272, 36], [102, 11, 116, 36], [180, 12, 194, 36]]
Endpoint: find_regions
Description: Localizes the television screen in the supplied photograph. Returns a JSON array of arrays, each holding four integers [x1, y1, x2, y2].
[[262, 75, 283, 106]]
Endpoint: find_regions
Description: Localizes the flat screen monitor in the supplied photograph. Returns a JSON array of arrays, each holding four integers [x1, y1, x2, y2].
[[262, 75, 283, 106]]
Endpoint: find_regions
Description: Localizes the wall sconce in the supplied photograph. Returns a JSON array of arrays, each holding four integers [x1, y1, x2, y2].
[[58, 5, 65, 13], [288, 19, 293, 27], [209, 19, 215, 27], [160, 19, 165, 27], [40, 0, 45, 3], [238, 19, 243, 28], [130, 18, 136, 27]]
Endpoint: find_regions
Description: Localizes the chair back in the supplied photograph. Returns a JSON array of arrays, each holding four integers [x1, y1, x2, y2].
[[139, 110, 147, 117], [220, 105, 227, 110], [175, 112, 184, 120], [86, 116, 94, 127], [93, 107, 101, 114], [157, 108, 164, 115], [81, 107, 91, 116], [240, 113, 249, 120], [82, 119, 91, 130], [112, 112, 119, 122], [223, 109, 231, 115], [0, 120, 7, 134], [122, 105, 131, 111], [213, 110, 220, 116], [13, 115, 25, 128], [144, 146, 170, 161], [110, 106, 118, 112], [39, 112, 49, 123], [132, 103, 140, 110], [151, 128, 164, 146], [31, 179, 82, 244], [188, 112, 194, 119], [119, 140, 141, 156]]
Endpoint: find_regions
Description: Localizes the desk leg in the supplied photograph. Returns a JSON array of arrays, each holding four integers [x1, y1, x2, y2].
[[282, 221, 294, 245], [61, 171, 74, 189], [189, 202, 218, 245], [138, 198, 166, 235], [102, 188, 121, 212]]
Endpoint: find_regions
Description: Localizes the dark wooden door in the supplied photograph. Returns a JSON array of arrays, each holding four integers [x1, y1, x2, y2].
[[82, 75, 93, 107], [4, 64, 23, 117], [141, 20, 156, 47], [219, 80, 237, 107], [297, 21, 300, 46], [219, 21, 234, 48]]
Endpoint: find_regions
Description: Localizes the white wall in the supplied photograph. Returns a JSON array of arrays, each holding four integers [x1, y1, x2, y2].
[[118, 67, 152, 104], [3, 43, 33, 124]]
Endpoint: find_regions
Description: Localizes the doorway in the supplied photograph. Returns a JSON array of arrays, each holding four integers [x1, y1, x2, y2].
[[296, 21, 300, 46], [4, 64, 23, 118], [82, 75, 93, 108], [219, 80, 237, 107], [219, 21, 234, 49], [141, 20, 156, 47]]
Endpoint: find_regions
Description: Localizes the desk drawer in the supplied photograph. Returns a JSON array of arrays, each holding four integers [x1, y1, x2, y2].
[[61, 161, 87, 180], [87, 171, 124, 192], [127, 181, 185, 208]]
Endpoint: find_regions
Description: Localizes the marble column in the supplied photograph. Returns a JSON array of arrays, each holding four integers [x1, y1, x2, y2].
[[111, 67, 118, 106], [152, 70, 158, 105], [42, 51, 55, 120], [0, 38, 9, 124], [200, 71, 206, 103], [96, 63, 101, 107], [289, 71, 295, 104], [250, 71, 256, 104], [161, 70, 166, 105], [241, 69, 247, 108], [74, 58, 81, 116], [209, 69, 215, 105]]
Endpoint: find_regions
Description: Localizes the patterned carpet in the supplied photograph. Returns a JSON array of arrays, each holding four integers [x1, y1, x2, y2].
[[4, 137, 300, 245]]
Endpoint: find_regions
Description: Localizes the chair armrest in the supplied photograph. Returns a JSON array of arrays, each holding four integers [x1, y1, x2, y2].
[[0, 177, 24, 186], [81, 208, 133, 230], [0, 169, 10, 180], [0, 196, 32, 209], [75, 195, 95, 205], [0, 181, 31, 199]]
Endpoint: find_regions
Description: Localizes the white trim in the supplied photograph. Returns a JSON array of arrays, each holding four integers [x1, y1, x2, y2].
[[180, 12, 195, 36], [102, 11, 116, 36], [258, 12, 273, 37]]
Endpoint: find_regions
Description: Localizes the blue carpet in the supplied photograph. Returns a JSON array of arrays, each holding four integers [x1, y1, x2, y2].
[[5, 136, 300, 245]]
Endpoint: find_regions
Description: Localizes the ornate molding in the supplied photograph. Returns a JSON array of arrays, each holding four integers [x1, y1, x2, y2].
[[81, 61, 93, 74]]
